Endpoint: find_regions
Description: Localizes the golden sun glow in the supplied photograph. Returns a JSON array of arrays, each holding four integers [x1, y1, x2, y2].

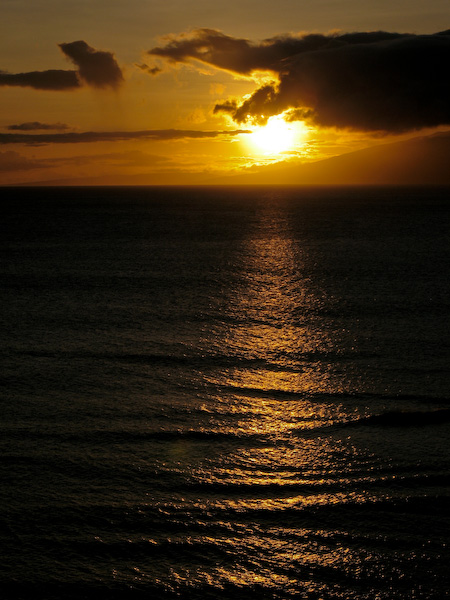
[[248, 115, 299, 155]]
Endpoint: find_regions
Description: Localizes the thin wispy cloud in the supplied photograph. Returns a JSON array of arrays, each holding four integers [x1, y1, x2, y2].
[[148, 29, 450, 132], [7, 122, 72, 131], [0, 150, 49, 172]]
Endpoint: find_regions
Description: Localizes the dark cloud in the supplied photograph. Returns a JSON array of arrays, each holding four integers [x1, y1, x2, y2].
[[136, 63, 162, 76], [59, 41, 124, 89], [7, 121, 71, 131], [148, 28, 277, 74], [150, 28, 450, 132], [0, 69, 80, 90], [147, 28, 404, 75], [0, 128, 250, 145], [0, 41, 123, 91]]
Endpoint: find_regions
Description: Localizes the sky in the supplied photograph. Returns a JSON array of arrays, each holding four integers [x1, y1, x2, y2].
[[1, 0, 449, 185]]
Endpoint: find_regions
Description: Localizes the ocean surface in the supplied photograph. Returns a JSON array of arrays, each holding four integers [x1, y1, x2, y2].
[[1, 185, 449, 599]]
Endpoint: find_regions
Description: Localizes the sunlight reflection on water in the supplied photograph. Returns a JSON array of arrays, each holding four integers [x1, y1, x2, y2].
[[2, 187, 448, 599]]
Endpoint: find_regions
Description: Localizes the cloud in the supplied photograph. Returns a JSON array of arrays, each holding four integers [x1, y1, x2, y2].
[[7, 121, 71, 131], [0, 150, 48, 172], [0, 41, 123, 91], [135, 63, 162, 76], [0, 148, 170, 180], [0, 69, 80, 90], [149, 28, 450, 132], [147, 28, 404, 75], [59, 41, 123, 89], [148, 28, 271, 75], [0, 128, 250, 145]]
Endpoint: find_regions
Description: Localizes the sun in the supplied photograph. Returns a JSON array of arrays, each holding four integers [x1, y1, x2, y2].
[[247, 115, 299, 155]]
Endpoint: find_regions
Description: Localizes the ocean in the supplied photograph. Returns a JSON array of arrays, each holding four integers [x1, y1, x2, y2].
[[1, 185, 449, 599]]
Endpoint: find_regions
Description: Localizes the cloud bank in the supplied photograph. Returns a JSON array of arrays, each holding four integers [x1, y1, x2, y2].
[[148, 28, 450, 132], [0, 128, 250, 145], [0, 41, 123, 91], [0, 69, 79, 90]]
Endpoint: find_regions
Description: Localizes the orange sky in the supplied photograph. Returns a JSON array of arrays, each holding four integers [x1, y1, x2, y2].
[[1, 1, 449, 185]]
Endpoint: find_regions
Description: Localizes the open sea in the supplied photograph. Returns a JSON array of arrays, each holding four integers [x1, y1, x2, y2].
[[1, 185, 449, 599]]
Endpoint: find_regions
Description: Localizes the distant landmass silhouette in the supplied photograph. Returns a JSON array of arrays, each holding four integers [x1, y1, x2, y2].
[[220, 131, 450, 185]]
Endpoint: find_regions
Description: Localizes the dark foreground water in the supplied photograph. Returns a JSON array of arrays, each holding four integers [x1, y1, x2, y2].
[[1, 186, 449, 599]]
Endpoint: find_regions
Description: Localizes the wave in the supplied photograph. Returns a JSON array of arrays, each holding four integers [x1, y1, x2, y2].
[[0, 426, 271, 446], [215, 383, 448, 405], [15, 347, 361, 369], [349, 408, 450, 428]]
